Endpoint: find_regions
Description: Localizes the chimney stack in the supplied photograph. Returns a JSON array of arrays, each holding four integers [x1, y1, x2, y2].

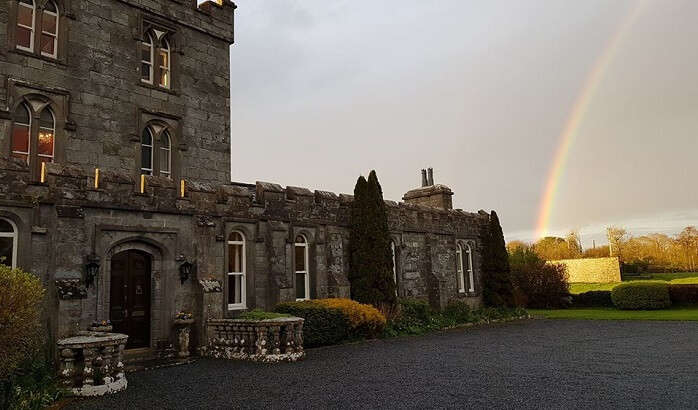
[[421, 169, 428, 187], [427, 167, 434, 186]]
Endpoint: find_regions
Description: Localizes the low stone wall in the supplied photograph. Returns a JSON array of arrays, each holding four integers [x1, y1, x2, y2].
[[56, 332, 128, 397], [549, 257, 621, 283], [201, 317, 305, 363]]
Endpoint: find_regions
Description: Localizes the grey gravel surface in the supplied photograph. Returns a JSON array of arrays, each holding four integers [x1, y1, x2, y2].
[[67, 320, 698, 410]]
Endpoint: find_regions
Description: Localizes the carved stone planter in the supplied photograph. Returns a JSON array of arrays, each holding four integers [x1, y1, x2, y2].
[[202, 317, 305, 363], [56, 331, 128, 397], [173, 318, 195, 358]]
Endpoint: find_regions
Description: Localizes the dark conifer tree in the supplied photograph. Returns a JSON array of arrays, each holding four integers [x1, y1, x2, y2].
[[349, 171, 397, 307], [482, 210, 515, 307]]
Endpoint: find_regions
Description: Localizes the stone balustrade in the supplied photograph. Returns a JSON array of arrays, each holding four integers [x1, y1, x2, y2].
[[202, 317, 305, 363], [56, 331, 128, 396]]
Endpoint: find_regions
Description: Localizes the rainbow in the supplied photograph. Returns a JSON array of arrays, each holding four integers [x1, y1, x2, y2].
[[534, 1, 647, 239]]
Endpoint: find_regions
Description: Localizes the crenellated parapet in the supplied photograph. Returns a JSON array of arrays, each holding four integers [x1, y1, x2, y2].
[[0, 161, 489, 235]]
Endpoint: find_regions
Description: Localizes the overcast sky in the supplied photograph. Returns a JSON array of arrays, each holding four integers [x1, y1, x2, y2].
[[228, 0, 698, 246]]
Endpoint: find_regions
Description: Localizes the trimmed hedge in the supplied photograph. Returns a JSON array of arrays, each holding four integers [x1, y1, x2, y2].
[[611, 281, 671, 310], [572, 291, 614, 307], [669, 284, 698, 306], [274, 302, 349, 347], [274, 298, 387, 347]]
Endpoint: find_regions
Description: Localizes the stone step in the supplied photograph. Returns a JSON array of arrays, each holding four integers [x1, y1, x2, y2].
[[124, 356, 196, 373]]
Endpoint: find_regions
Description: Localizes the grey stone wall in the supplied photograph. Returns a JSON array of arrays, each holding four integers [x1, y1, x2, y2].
[[0, 0, 235, 183], [0, 162, 490, 350]]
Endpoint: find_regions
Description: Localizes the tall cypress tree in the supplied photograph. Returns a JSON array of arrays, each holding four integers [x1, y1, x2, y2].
[[482, 210, 515, 307], [349, 170, 397, 308]]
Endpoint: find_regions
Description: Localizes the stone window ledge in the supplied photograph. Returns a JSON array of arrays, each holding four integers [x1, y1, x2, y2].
[[10, 48, 66, 67], [137, 81, 179, 96]]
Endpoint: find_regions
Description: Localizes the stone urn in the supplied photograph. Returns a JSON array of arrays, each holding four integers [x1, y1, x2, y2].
[[173, 317, 195, 358], [88, 321, 113, 333]]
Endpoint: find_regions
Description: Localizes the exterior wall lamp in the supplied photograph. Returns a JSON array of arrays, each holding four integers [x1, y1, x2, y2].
[[179, 260, 195, 284], [85, 255, 100, 289]]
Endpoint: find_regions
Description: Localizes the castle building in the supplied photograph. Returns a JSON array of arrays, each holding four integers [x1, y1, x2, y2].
[[0, 0, 492, 353]]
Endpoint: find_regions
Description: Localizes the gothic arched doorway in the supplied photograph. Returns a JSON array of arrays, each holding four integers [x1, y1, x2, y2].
[[110, 249, 152, 349]]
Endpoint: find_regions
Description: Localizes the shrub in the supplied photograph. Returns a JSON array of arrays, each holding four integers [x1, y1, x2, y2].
[[274, 301, 349, 347], [349, 171, 397, 308], [0, 265, 45, 381], [314, 298, 386, 338], [572, 291, 614, 307], [482, 211, 515, 307], [385, 299, 434, 335], [611, 281, 671, 310], [509, 248, 569, 308], [442, 300, 472, 324], [1, 349, 62, 410], [668, 284, 698, 305]]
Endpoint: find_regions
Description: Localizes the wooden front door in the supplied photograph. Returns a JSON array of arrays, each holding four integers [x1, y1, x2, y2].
[[110, 250, 151, 349]]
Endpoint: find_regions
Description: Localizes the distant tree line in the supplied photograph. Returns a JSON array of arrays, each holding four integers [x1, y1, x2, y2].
[[507, 226, 698, 273]]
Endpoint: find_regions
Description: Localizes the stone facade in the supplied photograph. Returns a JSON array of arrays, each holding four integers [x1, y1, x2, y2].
[[0, 0, 495, 356], [549, 257, 621, 283]]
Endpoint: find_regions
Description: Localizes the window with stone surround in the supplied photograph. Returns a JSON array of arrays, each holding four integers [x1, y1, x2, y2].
[[140, 26, 173, 90], [456, 242, 475, 293], [13, 0, 61, 59], [0, 218, 18, 269], [11, 102, 55, 175], [16, 0, 35, 52], [40, 0, 58, 58], [295, 235, 310, 301], [227, 231, 246, 310], [140, 124, 173, 178]]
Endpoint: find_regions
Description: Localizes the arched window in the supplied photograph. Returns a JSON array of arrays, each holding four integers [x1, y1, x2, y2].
[[40, 0, 58, 58], [391, 241, 398, 296], [37, 107, 55, 166], [456, 244, 465, 293], [0, 218, 18, 269], [16, 0, 35, 52], [11, 103, 31, 164], [295, 235, 309, 301], [227, 231, 246, 310], [465, 244, 474, 292], [158, 38, 170, 89], [141, 33, 154, 84], [140, 127, 153, 175], [159, 130, 171, 178]]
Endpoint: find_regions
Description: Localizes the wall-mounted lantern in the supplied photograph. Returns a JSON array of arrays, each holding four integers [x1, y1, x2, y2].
[[85, 254, 100, 289], [179, 260, 195, 284]]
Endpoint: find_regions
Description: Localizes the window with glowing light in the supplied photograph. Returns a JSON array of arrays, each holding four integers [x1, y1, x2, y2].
[[40, 0, 58, 58], [0, 219, 18, 269], [16, 0, 35, 52], [140, 28, 173, 90]]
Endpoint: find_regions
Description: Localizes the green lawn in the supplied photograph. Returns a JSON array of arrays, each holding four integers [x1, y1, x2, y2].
[[529, 307, 698, 321], [569, 272, 698, 294]]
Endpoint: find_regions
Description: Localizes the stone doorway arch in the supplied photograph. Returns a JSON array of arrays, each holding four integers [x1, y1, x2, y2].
[[98, 240, 164, 350]]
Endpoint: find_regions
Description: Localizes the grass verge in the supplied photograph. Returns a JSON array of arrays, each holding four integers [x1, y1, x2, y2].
[[528, 307, 698, 321]]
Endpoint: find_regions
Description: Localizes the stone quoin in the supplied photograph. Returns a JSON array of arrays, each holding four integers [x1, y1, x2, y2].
[[0, 0, 495, 358]]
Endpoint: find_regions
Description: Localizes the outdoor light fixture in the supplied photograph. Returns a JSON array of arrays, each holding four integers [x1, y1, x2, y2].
[[179, 260, 195, 284], [85, 255, 100, 289]]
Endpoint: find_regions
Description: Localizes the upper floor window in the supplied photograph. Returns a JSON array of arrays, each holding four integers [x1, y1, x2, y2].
[[16, 0, 35, 52], [141, 29, 172, 89], [158, 39, 170, 89], [227, 231, 246, 310], [40, 0, 58, 58], [11, 102, 55, 175], [141, 33, 154, 84], [140, 125, 173, 178], [295, 235, 309, 301], [0, 218, 18, 269]]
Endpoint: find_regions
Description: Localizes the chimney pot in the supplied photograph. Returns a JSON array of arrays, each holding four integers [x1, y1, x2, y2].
[[427, 168, 434, 186], [421, 169, 428, 187]]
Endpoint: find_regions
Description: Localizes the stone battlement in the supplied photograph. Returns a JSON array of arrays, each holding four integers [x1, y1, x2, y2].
[[0, 160, 488, 234]]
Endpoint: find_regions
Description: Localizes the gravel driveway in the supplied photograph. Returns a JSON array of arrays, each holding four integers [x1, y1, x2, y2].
[[68, 320, 698, 409]]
